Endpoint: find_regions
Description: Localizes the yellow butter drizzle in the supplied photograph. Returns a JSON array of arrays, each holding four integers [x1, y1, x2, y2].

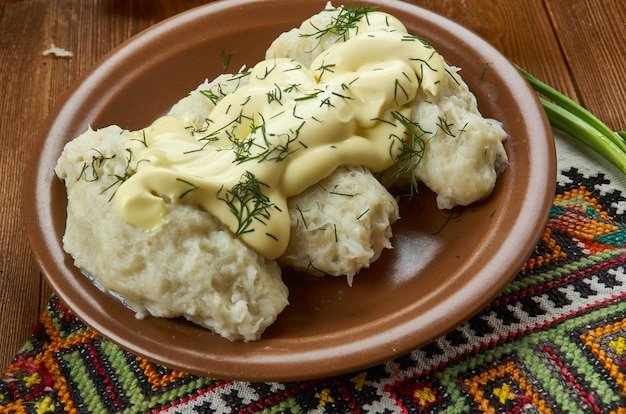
[[114, 11, 446, 260]]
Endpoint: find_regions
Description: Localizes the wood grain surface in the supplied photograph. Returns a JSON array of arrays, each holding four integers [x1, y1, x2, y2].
[[1, 0, 624, 370]]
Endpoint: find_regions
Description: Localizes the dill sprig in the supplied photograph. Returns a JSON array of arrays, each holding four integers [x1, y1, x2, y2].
[[294, 90, 323, 101], [300, 4, 380, 44], [176, 178, 199, 199], [356, 208, 370, 220], [319, 96, 335, 108], [394, 78, 410, 105], [390, 111, 430, 195], [284, 83, 301, 94], [256, 62, 277, 81], [231, 116, 304, 163], [315, 62, 336, 80], [77, 149, 115, 182], [436, 115, 456, 137], [409, 52, 440, 75], [329, 185, 356, 197], [101, 148, 149, 202], [221, 50, 234, 71], [266, 83, 283, 105], [129, 130, 148, 147], [199, 71, 251, 105], [295, 204, 309, 229], [199, 89, 222, 106], [183, 118, 240, 154], [217, 171, 275, 237], [306, 259, 325, 274]]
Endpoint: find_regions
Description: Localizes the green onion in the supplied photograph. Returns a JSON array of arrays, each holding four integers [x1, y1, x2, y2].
[[539, 98, 626, 173], [517, 65, 626, 175]]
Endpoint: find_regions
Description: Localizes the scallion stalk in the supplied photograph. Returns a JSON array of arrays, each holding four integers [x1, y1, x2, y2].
[[517, 65, 626, 175], [539, 97, 626, 173]]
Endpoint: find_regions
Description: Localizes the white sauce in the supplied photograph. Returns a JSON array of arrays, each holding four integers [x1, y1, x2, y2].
[[114, 11, 445, 259]]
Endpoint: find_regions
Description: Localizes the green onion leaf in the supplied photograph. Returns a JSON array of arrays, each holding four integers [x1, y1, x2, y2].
[[540, 98, 626, 173], [517, 65, 626, 175]]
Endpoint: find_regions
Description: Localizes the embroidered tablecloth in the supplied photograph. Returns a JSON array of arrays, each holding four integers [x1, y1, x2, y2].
[[2, 130, 625, 413]]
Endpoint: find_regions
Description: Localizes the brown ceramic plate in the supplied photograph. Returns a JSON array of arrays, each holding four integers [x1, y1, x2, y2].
[[23, 0, 555, 381]]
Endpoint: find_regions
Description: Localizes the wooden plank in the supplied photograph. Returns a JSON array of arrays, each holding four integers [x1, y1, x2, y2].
[[545, 0, 626, 130], [0, 0, 56, 370], [412, 0, 577, 98], [0, 0, 210, 371]]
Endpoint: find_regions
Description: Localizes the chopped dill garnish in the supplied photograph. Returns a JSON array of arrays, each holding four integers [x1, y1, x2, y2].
[[294, 90, 323, 101], [266, 83, 283, 105], [101, 148, 149, 202], [183, 118, 238, 154], [256, 62, 277, 80], [200, 89, 222, 105], [78, 149, 115, 182], [390, 111, 430, 195], [283, 64, 303, 72], [329, 185, 355, 197], [409, 55, 439, 73], [284, 83, 301, 93], [231, 70, 252, 82], [356, 208, 370, 220], [444, 68, 461, 85], [300, 4, 380, 44], [231, 116, 304, 163], [199, 70, 251, 104], [315, 62, 336, 80], [292, 104, 304, 120], [221, 50, 234, 71], [458, 122, 469, 137], [129, 130, 148, 147], [431, 209, 463, 235], [295, 205, 309, 229], [319, 96, 335, 108], [198, 71, 252, 105], [480, 62, 489, 80], [331, 90, 354, 100], [306, 260, 324, 273], [394, 78, 410, 105], [269, 110, 286, 120], [436, 115, 456, 137], [216, 171, 275, 237], [176, 178, 199, 199]]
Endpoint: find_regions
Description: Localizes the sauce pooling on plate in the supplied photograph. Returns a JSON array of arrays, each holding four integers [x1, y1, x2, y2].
[[114, 11, 446, 260]]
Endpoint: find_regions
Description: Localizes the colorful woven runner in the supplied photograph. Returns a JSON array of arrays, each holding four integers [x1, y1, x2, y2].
[[2, 131, 626, 413]]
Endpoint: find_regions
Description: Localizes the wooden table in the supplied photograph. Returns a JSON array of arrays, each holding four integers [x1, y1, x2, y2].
[[0, 0, 624, 371]]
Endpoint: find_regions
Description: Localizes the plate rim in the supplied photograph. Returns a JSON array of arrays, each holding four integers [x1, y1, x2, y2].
[[23, 0, 556, 381]]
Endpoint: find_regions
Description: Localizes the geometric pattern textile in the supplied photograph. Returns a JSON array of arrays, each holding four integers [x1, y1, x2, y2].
[[2, 163, 626, 413]]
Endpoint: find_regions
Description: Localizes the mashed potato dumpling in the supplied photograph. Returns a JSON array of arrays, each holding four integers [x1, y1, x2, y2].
[[410, 67, 508, 209], [281, 166, 399, 285], [55, 126, 288, 341], [55, 3, 508, 341], [265, 6, 508, 210]]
